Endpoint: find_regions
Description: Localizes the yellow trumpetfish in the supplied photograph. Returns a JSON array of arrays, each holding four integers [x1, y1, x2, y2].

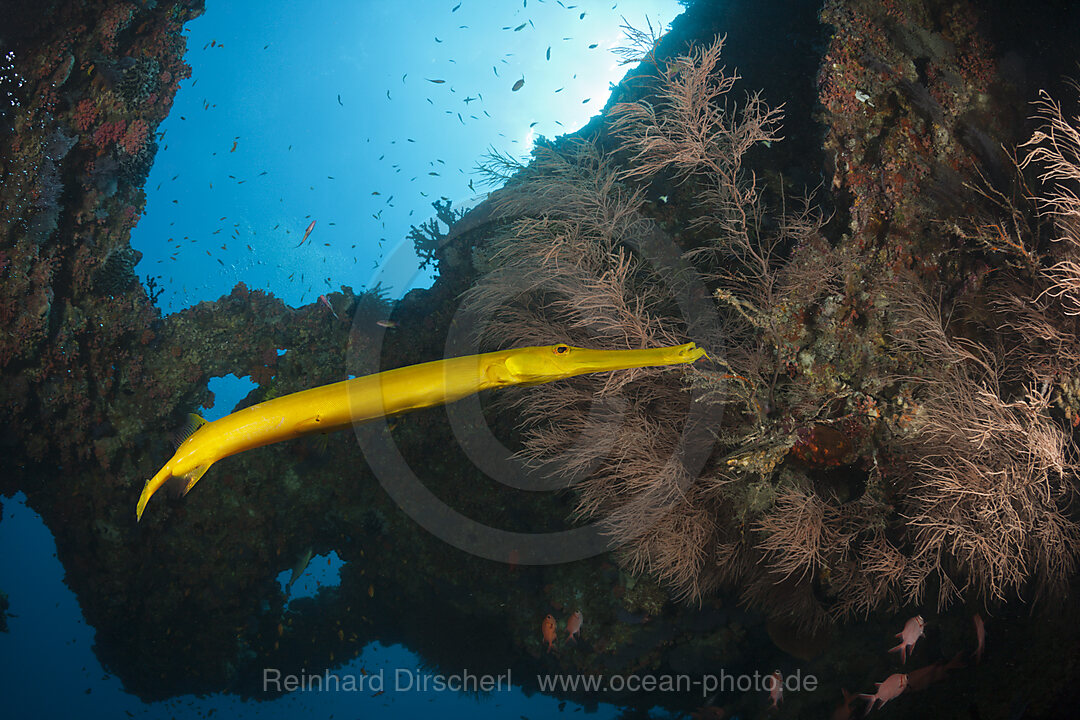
[[136, 342, 706, 520]]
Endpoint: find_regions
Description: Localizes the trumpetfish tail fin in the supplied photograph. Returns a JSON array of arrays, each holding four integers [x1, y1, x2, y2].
[[136, 465, 169, 522], [135, 459, 215, 521], [137, 413, 213, 522]]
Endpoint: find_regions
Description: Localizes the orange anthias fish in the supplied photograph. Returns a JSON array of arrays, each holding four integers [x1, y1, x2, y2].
[[889, 615, 925, 664], [566, 610, 582, 643], [541, 614, 557, 652], [318, 294, 339, 320], [297, 220, 316, 247]]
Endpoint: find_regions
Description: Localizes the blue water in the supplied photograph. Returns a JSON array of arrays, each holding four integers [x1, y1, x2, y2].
[[0, 492, 618, 719], [133, 0, 683, 312], [2, 0, 683, 717]]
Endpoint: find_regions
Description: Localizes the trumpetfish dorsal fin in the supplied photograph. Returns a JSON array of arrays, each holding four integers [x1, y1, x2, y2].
[[172, 413, 208, 449]]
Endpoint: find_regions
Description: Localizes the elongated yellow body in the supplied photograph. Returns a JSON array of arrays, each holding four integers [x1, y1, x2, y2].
[[136, 341, 706, 520]]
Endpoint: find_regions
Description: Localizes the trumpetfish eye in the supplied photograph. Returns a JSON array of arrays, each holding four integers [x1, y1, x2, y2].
[[554, 344, 569, 354]]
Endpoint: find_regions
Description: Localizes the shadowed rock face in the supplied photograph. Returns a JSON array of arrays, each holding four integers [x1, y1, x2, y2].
[[3, 1, 1080, 718]]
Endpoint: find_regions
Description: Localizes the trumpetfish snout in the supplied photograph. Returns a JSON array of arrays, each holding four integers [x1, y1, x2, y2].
[[136, 342, 707, 520]]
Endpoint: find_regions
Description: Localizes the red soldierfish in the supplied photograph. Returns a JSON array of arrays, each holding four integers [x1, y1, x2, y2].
[[906, 651, 965, 693], [973, 613, 985, 663], [767, 670, 783, 709], [831, 689, 857, 720], [860, 673, 907, 713], [889, 615, 925, 664], [566, 610, 582, 643], [297, 220, 316, 247]]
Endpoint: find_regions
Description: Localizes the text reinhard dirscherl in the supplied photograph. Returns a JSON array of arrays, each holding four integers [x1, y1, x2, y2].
[[262, 668, 512, 694], [262, 668, 818, 697]]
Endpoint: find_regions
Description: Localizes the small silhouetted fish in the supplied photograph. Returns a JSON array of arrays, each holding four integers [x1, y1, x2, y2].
[[589, 43, 598, 49], [514, 22, 526, 31], [337, 94, 343, 105], [546, 46, 551, 60], [452, 2, 461, 10], [512, 78, 525, 91], [427, 78, 446, 84]]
